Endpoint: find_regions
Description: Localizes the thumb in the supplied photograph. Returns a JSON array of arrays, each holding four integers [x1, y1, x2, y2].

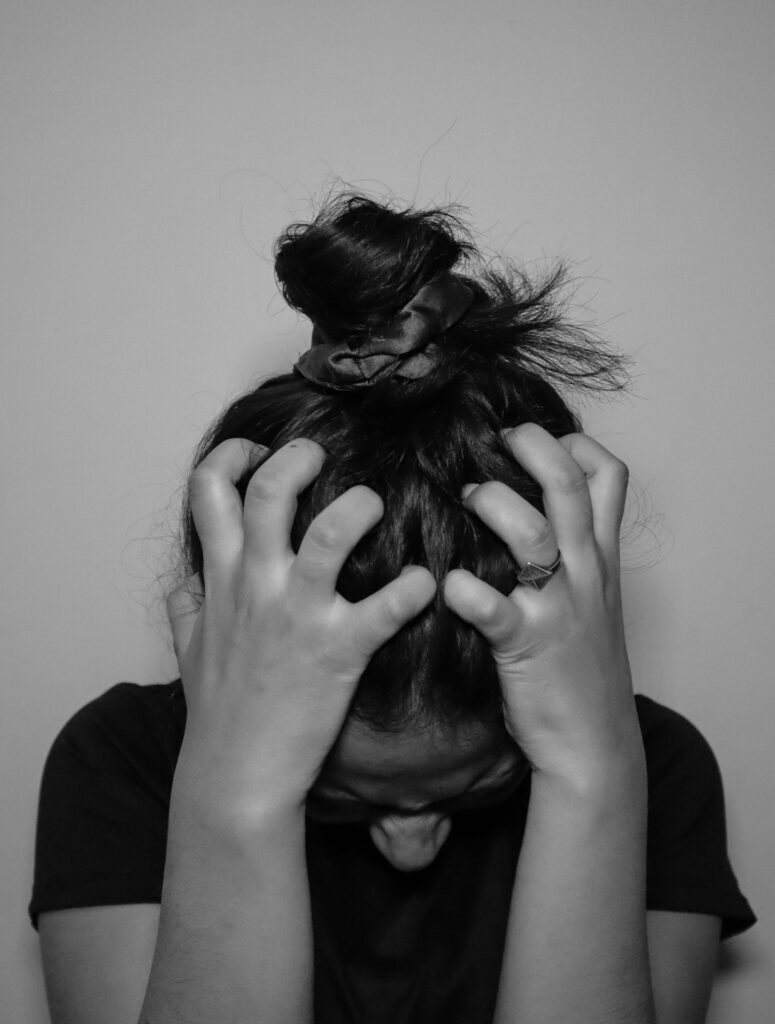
[[166, 576, 203, 664]]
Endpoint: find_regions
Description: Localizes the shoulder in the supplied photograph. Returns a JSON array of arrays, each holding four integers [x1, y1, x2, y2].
[[635, 693, 726, 843], [634, 694, 756, 939], [30, 681, 185, 927], [59, 678, 185, 735], [47, 680, 186, 783], [635, 694, 721, 786]]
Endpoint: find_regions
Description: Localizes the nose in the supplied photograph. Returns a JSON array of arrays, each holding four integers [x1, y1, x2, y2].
[[369, 812, 452, 871]]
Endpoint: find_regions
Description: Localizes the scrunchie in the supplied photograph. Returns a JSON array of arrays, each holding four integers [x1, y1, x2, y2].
[[293, 272, 473, 391]]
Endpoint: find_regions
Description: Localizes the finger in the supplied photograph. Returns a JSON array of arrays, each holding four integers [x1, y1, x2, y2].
[[442, 569, 523, 653], [502, 423, 594, 555], [349, 566, 437, 659], [557, 434, 629, 562], [462, 480, 559, 574], [166, 576, 204, 665], [188, 439, 268, 580], [292, 485, 385, 598], [242, 438, 327, 565]]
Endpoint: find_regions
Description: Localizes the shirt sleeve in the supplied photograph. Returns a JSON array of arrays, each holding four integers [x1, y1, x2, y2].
[[637, 696, 756, 939], [28, 682, 181, 929]]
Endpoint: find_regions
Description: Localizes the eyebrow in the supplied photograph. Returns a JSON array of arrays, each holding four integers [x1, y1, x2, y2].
[[311, 765, 527, 814]]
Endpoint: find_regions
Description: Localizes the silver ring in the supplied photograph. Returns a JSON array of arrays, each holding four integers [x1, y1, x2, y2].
[[517, 551, 563, 591]]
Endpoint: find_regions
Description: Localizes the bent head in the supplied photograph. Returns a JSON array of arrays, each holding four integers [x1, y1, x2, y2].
[[308, 716, 528, 871], [181, 192, 627, 861]]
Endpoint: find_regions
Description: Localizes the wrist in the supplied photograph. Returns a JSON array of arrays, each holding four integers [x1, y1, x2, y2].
[[175, 713, 331, 804], [171, 744, 309, 845], [530, 745, 648, 821], [530, 703, 646, 791]]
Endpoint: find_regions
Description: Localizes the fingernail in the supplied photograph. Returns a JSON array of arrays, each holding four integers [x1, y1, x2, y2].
[[461, 483, 478, 500]]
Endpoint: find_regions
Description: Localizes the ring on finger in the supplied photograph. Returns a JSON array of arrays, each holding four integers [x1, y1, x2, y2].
[[517, 551, 563, 591]]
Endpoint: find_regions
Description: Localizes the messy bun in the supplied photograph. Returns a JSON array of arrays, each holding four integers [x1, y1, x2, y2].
[[273, 193, 625, 405], [182, 192, 629, 731], [274, 193, 471, 337]]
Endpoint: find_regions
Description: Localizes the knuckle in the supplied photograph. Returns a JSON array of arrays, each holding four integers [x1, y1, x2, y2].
[[521, 518, 553, 550], [246, 463, 284, 503], [549, 464, 587, 494], [477, 590, 502, 625], [307, 517, 345, 553], [188, 465, 217, 501], [381, 588, 409, 628], [609, 456, 629, 484]]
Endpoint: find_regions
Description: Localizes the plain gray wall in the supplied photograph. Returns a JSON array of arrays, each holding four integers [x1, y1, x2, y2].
[[2, 1, 772, 1020]]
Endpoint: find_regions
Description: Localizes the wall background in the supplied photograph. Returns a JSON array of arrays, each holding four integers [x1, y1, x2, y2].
[[2, 1, 772, 1020]]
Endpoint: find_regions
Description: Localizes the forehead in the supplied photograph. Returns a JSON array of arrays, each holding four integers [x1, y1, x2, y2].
[[323, 716, 516, 790]]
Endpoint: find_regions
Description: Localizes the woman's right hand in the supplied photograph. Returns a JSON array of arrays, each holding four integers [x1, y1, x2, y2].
[[166, 437, 437, 815]]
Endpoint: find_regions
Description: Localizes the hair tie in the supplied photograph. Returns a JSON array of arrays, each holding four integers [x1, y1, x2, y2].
[[293, 272, 473, 391]]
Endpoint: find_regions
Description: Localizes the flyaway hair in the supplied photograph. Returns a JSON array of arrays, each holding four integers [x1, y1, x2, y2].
[[182, 193, 629, 731]]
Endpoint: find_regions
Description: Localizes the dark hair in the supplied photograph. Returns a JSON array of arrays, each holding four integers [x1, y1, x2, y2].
[[182, 193, 628, 732]]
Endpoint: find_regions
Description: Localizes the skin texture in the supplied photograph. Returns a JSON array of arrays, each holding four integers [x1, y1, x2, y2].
[[38, 424, 721, 1024], [165, 437, 438, 813], [446, 426, 638, 781]]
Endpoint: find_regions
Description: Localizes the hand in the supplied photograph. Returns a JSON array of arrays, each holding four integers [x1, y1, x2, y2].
[[443, 424, 641, 783], [167, 437, 437, 810]]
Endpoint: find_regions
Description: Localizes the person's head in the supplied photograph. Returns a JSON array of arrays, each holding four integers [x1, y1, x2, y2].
[[181, 192, 627, 869]]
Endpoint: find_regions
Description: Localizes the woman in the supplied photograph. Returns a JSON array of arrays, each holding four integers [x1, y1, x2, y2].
[[30, 194, 755, 1024]]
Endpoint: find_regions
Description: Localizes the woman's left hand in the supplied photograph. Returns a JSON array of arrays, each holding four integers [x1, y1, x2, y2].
[[443, 423, 642, 783]]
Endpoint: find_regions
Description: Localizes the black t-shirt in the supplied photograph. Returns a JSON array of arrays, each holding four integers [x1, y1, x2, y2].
[[29, 682, 756, 1024]]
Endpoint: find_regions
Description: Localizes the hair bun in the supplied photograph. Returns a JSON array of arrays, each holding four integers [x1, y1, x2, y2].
[[274, 194, 470, 338]]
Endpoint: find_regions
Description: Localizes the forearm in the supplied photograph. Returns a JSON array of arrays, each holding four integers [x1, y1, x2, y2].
[[139, 762, 313, 1024], [494, 748, 655, 1024]]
